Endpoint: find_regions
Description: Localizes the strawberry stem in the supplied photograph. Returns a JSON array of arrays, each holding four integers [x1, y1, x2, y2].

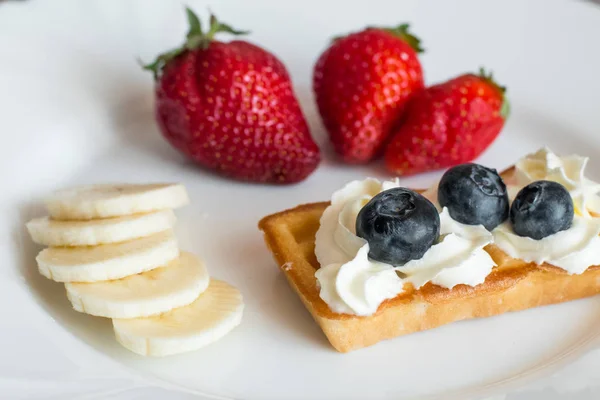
[[478, 67, 510, 119], [381, 24, 424, 53], [332, 23, 424, 53], [478, 67, 506, 93], [186, 7, 202, 39], [142, 7, 249, 79]]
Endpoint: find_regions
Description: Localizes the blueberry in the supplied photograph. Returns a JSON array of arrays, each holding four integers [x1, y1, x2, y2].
[[438, 163, 509, 230], [356, 188, 440, 265], [510, 180, 574, 240]]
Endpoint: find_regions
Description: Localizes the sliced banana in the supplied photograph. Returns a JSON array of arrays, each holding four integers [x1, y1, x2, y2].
[[113, 279, 244, 357], [36, 230, 178, 282], [65, 252, 209, 319], [46, 183, 189, 220], [26, 209, 176, 247]]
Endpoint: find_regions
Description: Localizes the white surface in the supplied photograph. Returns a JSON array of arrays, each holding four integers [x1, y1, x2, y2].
[[2, 0, 600, 398]]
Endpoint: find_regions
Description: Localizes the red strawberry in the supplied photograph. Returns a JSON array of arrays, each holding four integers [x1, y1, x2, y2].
[[313, 24, 424, 164], [385, 69, 509, 175], [144, 9, 320, 184]]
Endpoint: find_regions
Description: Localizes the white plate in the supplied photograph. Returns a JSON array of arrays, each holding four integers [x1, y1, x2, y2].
[[2, 0, 600, 399]]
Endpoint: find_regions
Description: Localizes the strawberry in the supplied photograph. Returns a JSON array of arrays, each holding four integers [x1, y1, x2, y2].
[[313, 24, 424, 164], [143, 9, 320, 184], [384, 69, 509, 176]]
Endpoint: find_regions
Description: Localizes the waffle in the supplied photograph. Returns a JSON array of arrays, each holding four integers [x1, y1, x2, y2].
[[258, 169, 600, 352]]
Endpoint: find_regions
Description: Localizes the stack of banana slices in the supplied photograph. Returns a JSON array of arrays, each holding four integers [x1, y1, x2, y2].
[[26, 183, 244, 357]]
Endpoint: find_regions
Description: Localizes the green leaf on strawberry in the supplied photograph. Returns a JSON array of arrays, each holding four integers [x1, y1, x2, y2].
[[142, 8, 249, 79], [478, 67, 510, 119], [378, 24, 424, 53]]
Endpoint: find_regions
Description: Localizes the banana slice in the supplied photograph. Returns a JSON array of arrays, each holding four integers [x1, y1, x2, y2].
[[26, 209, 176, 246], [113, 279, 244, 357], [65, 252, 209, 319], [36, 230, 178, 282], [46, 183, 189, 220]]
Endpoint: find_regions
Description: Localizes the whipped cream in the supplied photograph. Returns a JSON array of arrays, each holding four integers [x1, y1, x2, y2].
[[403, 209, 496, 289], [514, 147, 600, 217], [493, 218, 600, 274], [315, 179, 496, 316], [490, 147, 600, 274]]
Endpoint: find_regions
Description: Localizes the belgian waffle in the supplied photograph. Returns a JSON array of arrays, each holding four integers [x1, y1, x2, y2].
[[258, 169, 600, 352]]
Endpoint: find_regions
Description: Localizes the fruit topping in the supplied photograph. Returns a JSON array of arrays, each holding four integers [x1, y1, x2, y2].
[[510, 180, 574, 240], [356, 188, 440, 265], [385, 68, 509, 175], [438, 163, 509, 230]]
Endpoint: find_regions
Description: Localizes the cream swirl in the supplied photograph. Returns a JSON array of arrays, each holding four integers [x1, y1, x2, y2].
[[315, 178, 496, 316], [402, 209, 495, 289], [493, 217, 600, 274], [490, 147, 600, 273], [515, 147, 600, 217]]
